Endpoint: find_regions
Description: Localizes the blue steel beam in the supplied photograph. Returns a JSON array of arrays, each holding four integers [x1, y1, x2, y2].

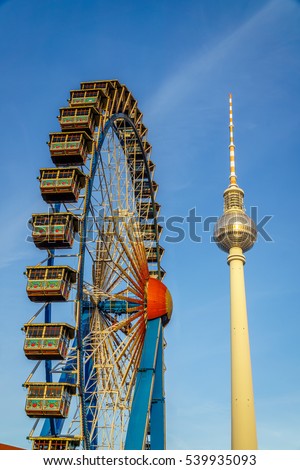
[[43, 202, 61, 436], [41, 301, 92, 438], [125, 318, 163, 450], [99, 300, 139, 315], [149, 323, 165, 449]]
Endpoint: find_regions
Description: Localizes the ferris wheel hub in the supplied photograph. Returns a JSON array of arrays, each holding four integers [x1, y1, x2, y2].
[[146, 277, 173, 326]]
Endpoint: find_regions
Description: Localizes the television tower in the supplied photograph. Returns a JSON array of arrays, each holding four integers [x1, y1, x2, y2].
[[214, 94, 258, 450]]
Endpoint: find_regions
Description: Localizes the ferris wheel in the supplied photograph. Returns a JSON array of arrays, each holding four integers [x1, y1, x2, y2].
[[22, 80, 173, 450]]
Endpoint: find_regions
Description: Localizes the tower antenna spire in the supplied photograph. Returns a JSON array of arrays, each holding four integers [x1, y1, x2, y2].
[[229, 93, 237, 186]]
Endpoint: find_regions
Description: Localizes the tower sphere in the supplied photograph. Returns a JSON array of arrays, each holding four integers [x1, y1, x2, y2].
[[214, 210, 257, 253]]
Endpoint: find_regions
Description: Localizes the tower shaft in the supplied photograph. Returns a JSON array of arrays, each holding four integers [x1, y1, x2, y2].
[[228, 247, 257, 450]]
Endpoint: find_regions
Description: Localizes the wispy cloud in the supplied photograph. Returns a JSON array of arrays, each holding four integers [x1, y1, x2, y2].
[[145, 0, 297, 118]]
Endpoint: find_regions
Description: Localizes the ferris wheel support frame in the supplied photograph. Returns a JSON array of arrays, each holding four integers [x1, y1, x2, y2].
[[125, 318, 165, 450]]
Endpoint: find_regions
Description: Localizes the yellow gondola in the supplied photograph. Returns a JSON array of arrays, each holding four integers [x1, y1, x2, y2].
[[69, 88, 106, 111], [58, 106, 100, 135], [24, 382, 76, 418], [39, 167, 86, 203], [145, 245, 164, 263], [23, 323, 75, 360], [48, 131, 93, 165], [25, 265, 77, 302], [29, 436, 80, 450], [31, 212, 79, 249]]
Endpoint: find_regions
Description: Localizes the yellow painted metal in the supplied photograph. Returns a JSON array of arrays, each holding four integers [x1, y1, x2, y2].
[[227, 247, 257, 450]]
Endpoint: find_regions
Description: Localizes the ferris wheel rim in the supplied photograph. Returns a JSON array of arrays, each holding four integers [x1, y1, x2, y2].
[[92, 113, 161, 277]]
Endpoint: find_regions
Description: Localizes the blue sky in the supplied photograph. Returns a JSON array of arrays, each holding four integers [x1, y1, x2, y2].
[[0, 0, 299, 450]]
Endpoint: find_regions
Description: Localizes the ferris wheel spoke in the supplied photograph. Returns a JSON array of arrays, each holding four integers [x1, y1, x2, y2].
[[91, 218, 146, 292], [110, 233, 147, 285]]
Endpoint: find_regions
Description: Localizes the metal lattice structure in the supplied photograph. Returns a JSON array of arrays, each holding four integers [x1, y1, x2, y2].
[[23, 80, 172, 450]]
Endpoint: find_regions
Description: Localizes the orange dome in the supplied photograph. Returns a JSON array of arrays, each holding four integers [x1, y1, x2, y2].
[[146, 277, 173, 326]]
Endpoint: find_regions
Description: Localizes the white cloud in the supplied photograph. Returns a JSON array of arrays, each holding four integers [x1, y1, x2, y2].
[[145, 0, 298, 118]]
